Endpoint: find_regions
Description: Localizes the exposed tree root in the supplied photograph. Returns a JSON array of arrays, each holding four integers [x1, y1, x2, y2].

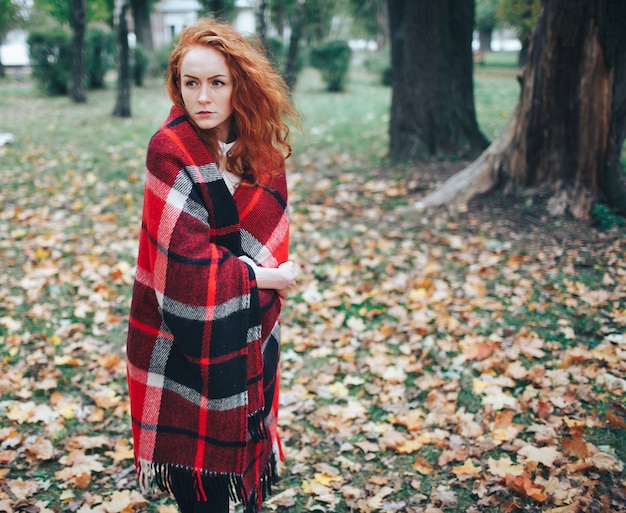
[[409, 123, 514, 210]]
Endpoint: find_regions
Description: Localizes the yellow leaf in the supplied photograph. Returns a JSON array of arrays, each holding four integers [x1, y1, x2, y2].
[[487, 456, 525, 477], [35, 247, 50, 259], [395, 437, 423, 454], [327, 382, 349, 398], [313, 472, 342, 487], [563, 417, 586, 428], [452, 459, 482, 476], [105, 438, 135, 464]]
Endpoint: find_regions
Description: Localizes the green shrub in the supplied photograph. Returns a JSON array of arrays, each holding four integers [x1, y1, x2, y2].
[[264, 36, 285, 71], [28, 27, 73, 95], [133, 44, 150, 86], [309, 40, 352, 92], [86, 24, 115, 89], [363, 50, 391, 86], [28, 23, 115, 95], [155, 40, 176, 78], [591, 203, 625, 229]]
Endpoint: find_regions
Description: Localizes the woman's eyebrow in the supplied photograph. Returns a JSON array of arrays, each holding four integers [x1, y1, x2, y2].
[[182, 73, 228, 79]]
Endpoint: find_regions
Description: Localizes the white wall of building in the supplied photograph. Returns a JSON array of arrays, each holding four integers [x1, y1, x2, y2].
[[152, 0, 258, 49], [232, 0, 256, 35], [0, 30, 29, 67], [152, 0, 203, 48]]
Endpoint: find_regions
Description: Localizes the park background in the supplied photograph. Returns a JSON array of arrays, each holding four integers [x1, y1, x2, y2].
[[0, 1, 625, 512]]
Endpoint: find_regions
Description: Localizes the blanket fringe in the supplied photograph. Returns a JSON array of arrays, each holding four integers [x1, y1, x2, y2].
[[248, 408, 269, 442], [137, 453, 279, 512]]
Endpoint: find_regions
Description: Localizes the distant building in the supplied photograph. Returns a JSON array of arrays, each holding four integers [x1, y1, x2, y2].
[[151, 0, 203, 48], [152, 0, 257, 48], [0, 1, 260, 74], [0, 30, 29, 73]]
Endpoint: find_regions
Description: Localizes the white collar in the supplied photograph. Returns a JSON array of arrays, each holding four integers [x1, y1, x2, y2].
[[219, 140, 236, 155]]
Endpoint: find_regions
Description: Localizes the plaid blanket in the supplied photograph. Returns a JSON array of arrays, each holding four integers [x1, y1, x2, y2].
[[126, 107, 289, 512]]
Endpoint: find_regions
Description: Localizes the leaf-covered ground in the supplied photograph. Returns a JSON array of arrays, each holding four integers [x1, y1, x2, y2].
[[0, 66, 625, 513]]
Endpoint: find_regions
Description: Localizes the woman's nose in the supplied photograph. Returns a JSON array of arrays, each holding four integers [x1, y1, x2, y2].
[[198, 84, 211, 102]]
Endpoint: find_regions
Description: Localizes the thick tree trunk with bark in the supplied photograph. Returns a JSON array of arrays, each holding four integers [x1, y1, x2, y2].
[[130, 0, 154, 54], [387, 0, 488, 162], [419, 0, 626, 219], [70, 0, 87, 103], [113, 1, 132, 118]]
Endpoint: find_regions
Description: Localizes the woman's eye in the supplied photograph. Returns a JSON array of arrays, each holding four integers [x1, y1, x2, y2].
[[212, 80, 225, 87], [185, 80, 197, 87]]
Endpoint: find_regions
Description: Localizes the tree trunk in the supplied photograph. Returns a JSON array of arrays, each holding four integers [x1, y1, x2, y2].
[[387, 0, 488, 162], [206, 0, 234, 20], [274, 2, 286, 38], [478, 28, 492, 52], [113, 1, 132, 118], [418, 0, 626, 220], [284, 0, 306, 92], [256, 0, 269, 46], [70, 0, 87, 103], [598, 0, 626, 217], [130, 0, 154, 54], [377, 0, 390, 50]]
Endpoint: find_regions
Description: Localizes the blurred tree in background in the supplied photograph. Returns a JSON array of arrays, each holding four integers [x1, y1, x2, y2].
[[69, 0, 87, 102], [130, 0, 156, 56], [475, 0, 498, 51], [198, 0, 236, 20], [497, 0, 540, 64]]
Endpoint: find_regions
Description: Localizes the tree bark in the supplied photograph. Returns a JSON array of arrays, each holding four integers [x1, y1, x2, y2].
[[387, 0, 488, 162], [113, 1, 132, 118], [130, 0, 154, 54], [284, 0, 306, 92], [256, 0, 269, 45], [478, 29, 492, 52], [418, 0, 626, 220], [70, 0, 87, 103]]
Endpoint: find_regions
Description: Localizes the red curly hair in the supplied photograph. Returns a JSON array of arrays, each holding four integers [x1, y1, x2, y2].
[[166, 18, 298, 184]]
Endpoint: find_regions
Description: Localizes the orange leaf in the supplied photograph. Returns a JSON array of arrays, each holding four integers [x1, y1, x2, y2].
[[504, 472, 548, 502], [535, 400, 553, 419], [463, 341, 497, 361], [412, 456, 434, 475], [606, 411, 626, 429], [493, 410, 514, 430], [561, 427, 589, 459]]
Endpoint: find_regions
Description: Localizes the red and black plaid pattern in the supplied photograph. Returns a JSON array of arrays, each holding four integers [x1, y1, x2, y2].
[[126, 107, 288, 512]]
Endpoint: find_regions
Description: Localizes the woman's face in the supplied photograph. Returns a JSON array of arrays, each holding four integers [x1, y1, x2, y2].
[[179, 45, 234, 142]]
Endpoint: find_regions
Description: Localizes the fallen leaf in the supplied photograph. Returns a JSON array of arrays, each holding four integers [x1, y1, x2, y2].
[[452, 459, 482, 476], [505, 472, 549, 502], [412, 456, 434, 475], [561, 427, 589, 458], [23, 437, 55, 462], [518, 444, 561, 468], [487, 456, 525, 477]]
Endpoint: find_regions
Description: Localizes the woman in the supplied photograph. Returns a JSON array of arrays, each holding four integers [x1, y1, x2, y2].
[[126, 18, 299, 513]]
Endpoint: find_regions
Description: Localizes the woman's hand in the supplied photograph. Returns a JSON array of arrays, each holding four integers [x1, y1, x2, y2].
[[275, 261, 297, 298], [252, 260, 298, 298]]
